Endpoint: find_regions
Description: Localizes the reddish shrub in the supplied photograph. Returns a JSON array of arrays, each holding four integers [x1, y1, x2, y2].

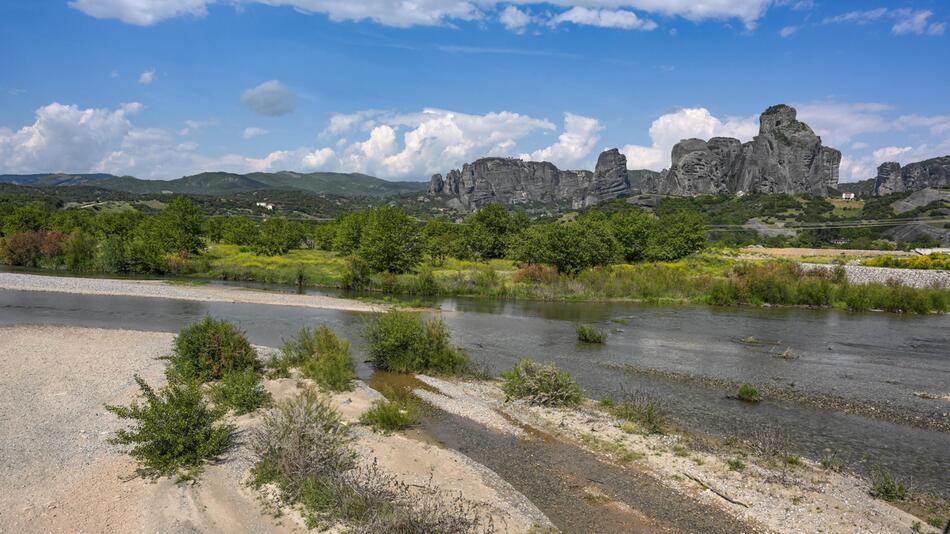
[[0, 231, 64, 267], [512, 263, 560, 284]]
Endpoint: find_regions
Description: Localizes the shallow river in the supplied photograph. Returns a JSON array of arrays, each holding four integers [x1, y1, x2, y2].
[[2, 286, 948, 494]]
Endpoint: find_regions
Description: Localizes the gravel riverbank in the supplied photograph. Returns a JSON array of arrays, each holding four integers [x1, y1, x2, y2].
[[0, 272, 381, 312], [802, 263, 950, 288]]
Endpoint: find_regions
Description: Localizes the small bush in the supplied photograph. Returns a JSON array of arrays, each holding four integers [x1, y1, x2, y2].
[[252, 390, 488, 532], [106, 376, 233, 481], [281, 326, 356, 391], [512, 264, 559, 284], [737, 384, 762, 403], [209, 369, 272, 415], [869, 466, 908, 502], [362, 310, 470, 375], [360, 397, 417, 433], [576, 323, 605, 344], [728, 458, 746, 471], [341, 254, 371, 290], [168, 316, 258, 382], [501, 359, 583, 407], [609, 394, 665, 434], [619, 420, 636, 434], [784, 454, 802, 466]]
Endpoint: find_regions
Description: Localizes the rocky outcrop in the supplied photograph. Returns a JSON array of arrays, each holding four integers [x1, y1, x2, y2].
[[429, 150, 634, 210], [429, 104, 842, 210], [873, 156, 950, 196], [657, 105, 841, 196]]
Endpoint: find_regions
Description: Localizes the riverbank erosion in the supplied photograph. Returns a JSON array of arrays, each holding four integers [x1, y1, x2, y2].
[[0, 272, 381, 312]]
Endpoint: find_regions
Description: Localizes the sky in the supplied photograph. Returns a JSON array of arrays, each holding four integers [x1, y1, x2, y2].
[[0, 1, 948, 183]]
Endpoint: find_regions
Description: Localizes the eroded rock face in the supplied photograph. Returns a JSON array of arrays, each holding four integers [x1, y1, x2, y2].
[[431, 151, 628, 210], [660, 105, 841, 196], [874, 157, 950, 196]]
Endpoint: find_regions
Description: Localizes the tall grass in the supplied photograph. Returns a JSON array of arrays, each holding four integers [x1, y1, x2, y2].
[[362, 311, 471, 375]]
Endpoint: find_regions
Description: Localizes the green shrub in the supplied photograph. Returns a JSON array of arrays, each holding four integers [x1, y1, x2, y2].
[[106, 376, 233, 481], [300, 327, 356, 392], [341, 254, 371, 290], [576, 323, 605, 344], [362, 310, 470, 375], [357, 206, 423, 274], [868, 466, 908, 501], [501, 358, 583, 407], [737, 384, 761, 403], [168, 316, 258, 382], [784, 454, 802, 466], [359, 398, 417, 433], [609, 394, 665, 434], [728, 458, 746, 471], [209, 369, 272, 415], [252, 389, 487, 532]]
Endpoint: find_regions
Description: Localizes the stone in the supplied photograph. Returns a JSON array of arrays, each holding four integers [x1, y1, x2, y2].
[[873, 156, 950, 196]]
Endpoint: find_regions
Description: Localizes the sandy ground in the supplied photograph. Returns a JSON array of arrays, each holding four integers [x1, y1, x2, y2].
[[415, 376, 939, 534], [0, 326, 547, 534], [0, 272, 380, 312]]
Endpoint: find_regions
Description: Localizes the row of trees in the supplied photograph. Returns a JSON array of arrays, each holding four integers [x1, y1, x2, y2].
[[1, 197, 708, 277]]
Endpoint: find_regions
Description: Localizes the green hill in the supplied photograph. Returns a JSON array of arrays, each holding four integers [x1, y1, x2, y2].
[[0, 173, 118, 187]]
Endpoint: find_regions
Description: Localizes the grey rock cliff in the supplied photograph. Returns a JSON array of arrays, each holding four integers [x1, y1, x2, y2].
[[873, 156, 950, 196], [430, 150, 632, 210], [658, 105, 841, 196]]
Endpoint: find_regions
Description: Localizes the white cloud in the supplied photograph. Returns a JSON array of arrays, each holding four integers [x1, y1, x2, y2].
[[550, 7, 657, 30], [526, 113, 603, 167], [621, 107, 757, 170], [138, 69, 155, 85], [499, 5, 532, 31], [896, 114, 950, 136], [0, 102, 141, 174], [240, 80, 297, 117], [242, 127, 268, 139], [179, 119, 212, 135], [778, 25, 799, 37], [69, 0, 210, 25], [823, 8, 945, 36], [302, 147, 335, 169], [69, 0, 772, 29], [794, 101, 893, 145]]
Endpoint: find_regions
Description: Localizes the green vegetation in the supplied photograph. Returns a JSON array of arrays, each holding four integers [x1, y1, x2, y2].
[[784, 454, 802, 466], [251, 390, 487, 532], [863, 253, 949, 270], [274, 325, 356, 391], [605, 394, 666, 434], [727, 458, 746, 471], [869, 466, 908, 502], [737, 384, 762, 403], [208, 369, 272, 415], [575, 323, 605, 344], [501, 358, 584, 407], [359, 395, 418, 434], [106, 376, 233, 481], [168, 316, 258, 382], [362, 310, 471, 375]]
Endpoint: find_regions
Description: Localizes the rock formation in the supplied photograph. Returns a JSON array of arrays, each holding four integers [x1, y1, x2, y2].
[[657, 105, 841, 196], [428, 152, 631, 210], [429, 104, 843, 210], [873, 156, 950, 196]]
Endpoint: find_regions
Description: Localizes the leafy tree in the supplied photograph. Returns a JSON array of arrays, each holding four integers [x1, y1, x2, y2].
[[458, 204, 526, 260], [93, 211, 143, 239], [49, 209, 94, 235], [516, 220, 619, 274], [311, 222, 336, 251], [421, 217, 457, 266], [2, 203, 49, 235], [157, 196, 205, 255], [332, 209, 368, 255], [202, 216, 227, 243], [253, 217, 303, 256], [610, 209, 657, 262], [643, 211, 707, 261], [358, 206, 422, 274], [63, 229, 98, 271], [220, 217, 258, 246]]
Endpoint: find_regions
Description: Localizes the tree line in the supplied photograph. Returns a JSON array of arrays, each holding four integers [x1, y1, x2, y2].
[[0, 197, 707, 277]]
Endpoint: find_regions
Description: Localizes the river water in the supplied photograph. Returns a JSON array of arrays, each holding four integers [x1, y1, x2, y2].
[[1, 285, 948, 495]]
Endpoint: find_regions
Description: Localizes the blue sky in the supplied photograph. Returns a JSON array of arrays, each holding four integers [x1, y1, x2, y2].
[[1, 1, 948, 182]]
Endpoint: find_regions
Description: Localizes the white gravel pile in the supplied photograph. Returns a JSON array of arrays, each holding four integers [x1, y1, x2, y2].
[[802, 263, 950, 288]]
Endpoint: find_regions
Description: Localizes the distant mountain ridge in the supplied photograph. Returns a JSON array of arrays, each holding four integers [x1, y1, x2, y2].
[[0, 171, 426, 197]]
